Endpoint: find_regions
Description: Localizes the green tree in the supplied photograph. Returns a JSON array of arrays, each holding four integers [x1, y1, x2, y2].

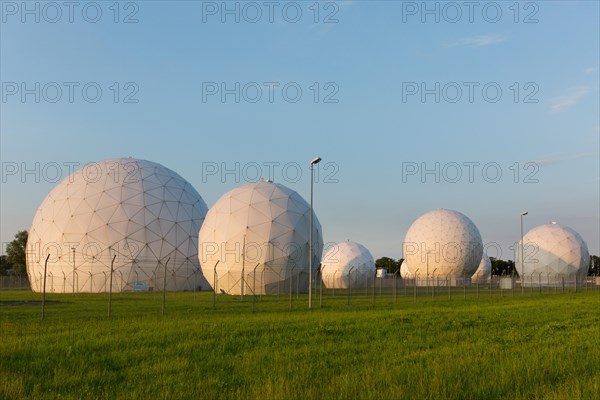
[[6, 230, 28, 276], [375, 257, 402, 274], [490, 257, 515, 276], [0, 255, 13, 275]]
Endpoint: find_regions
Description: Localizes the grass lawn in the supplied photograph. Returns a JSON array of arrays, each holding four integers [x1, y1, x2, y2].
[[1, 289, 599, 399]]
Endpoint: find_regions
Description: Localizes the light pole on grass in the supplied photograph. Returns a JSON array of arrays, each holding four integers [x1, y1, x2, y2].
[[520, 211, 528, 295], [308, 156, 321, 309]]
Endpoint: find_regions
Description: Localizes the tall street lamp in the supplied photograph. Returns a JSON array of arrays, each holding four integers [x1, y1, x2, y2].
[[309, 156, 321, 309], [520, 211, 528, 295]]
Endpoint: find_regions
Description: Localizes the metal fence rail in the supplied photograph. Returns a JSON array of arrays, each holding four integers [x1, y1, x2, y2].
[[2, 273, 599, 320]]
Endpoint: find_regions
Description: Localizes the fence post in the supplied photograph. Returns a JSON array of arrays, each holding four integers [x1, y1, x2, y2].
[[213, 261, 220, 310], [162, 258, 170, 315], [394, 271, 398, 303], [253, 263, 260, 313], [289, 264, 295, 310], [41, 254, 50, 321], [431, 269, 437, 300], [72, 247, 76, 293], [108, 255, 116, 318], [332, 270, 336, 297], [371, 271, 375, 305], [413, 269, 420, 303], [319, 264, 323, 308], [348, 267, 354, 306], [530, 273, 534, 293]]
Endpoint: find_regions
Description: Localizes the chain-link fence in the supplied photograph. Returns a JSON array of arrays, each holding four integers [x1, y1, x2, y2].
[[0, 275, 30, 290], [2, 269, 599, 318]]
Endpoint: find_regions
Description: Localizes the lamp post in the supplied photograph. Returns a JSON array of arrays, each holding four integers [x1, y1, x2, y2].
[[520, 211, 528, 295], [309, 156, 321, 309]]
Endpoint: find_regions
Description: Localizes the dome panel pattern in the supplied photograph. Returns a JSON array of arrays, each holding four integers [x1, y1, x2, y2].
[[321, 241, 375, 289], [516, 222, 589, 287], [198, 181, 323, 295], [402, 209, 483, 279], [26, 158, 208, 293]]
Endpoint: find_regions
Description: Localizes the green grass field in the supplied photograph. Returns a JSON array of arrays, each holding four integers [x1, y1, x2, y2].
[[1, 289, 599, 399]]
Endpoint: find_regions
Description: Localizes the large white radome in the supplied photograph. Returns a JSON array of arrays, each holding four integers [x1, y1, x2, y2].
[[198, 181, 322, 295], [321, 241, 375, 288], [402, 209, 483, 281], [516, 222, 589, 287], [471, 253, 492, 283], [26, 158, 208, 293]]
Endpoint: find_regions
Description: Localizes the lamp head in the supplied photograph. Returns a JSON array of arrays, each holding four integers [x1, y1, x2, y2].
[[310, 156, 322, 165]]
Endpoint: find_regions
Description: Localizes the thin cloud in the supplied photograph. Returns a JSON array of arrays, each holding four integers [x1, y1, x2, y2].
[[447, 35, 507, 48], [550, 87, 589, 112], [529, 152, 596, 167], [584, 66, 599, 74]]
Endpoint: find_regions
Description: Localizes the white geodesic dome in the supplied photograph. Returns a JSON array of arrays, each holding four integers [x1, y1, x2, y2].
[[471, 253, 491, 283], [320, 241, 375, 288], [198, 181, 323, 295], [26, 158, 209, 293], [400, 260, 411, 279], [516, 222, 589, 287], [402, 209, 483, 282]]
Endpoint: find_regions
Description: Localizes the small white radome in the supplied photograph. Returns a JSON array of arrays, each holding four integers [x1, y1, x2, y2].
[[321, 241, 375, 288]]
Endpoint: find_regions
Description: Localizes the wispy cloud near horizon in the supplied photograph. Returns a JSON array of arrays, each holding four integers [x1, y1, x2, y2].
[[447, 35, 507, 48], [550, 87, 590, 112]]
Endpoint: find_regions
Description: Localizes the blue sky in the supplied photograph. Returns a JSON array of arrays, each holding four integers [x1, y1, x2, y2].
[[1, 0, 599, 258]]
